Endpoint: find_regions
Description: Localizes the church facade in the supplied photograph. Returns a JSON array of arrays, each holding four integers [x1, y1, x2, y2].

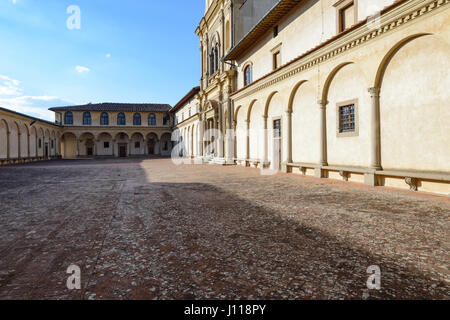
[[182, 0, 450, 194]]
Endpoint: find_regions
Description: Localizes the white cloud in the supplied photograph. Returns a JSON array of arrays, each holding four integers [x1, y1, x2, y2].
[[106, 53, 111, 58], [0, 75, 22, 96], [0, 74, 72, 121], [10, 0, 18, 4], [75, 65, 90, 73]]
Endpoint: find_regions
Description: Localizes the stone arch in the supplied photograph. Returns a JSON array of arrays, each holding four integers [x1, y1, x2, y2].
[[130, 132, 145, 156], [96, 132, 114, 157], [0, 118, 9, 159], [8, 121, 20, 159], [264, 92, 285, 169], [37, 127, 44, 157], [327, 61, 369, 167], [79, 132, 95, 157], [146, 132, 160, 155], [114, 132, 130, 157], [291, 80, 319, 164], [234, 105, 246, 160], [246, 99, 258, 123], [287, 80, 308, 114], [61, 132, 77, 159], [247, 99, 263, 160], [160, 132, 173, 156], [263, 91, 279, 118], [29, 126, 37, 158], [374, 33, 431, 89], [321, 62, 354, 103], [377, 33, 450, 172]]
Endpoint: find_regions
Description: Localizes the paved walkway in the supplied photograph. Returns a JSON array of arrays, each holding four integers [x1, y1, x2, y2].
[[0, 158, 448, 299]]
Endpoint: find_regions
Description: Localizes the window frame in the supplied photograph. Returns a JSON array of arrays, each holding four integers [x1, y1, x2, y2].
[[64, 112, 73, 125], [334, 0, 358, 34], [244, 64, 252, 86], [148, 113, 156, 126], [336, 99, 359, 137], [100, 112, 109, 125], [117, 113, 126, 126], [133, 113, 142, 126], [83, 112, 92, 125]]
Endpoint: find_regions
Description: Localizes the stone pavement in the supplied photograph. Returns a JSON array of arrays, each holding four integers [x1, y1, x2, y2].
[[0, 158, 448, 299]]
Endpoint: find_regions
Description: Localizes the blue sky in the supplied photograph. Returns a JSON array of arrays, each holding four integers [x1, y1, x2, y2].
[[0, 0, 204, 120]]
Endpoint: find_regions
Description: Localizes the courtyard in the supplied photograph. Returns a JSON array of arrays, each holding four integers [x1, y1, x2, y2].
[[0, 158, 448, 300]]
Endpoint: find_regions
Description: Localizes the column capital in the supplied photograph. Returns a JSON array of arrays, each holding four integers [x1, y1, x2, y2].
[[318, 100, 328, 108], [368, 87, 381, 97]]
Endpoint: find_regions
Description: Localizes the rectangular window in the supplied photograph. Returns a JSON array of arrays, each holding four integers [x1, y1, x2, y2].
[[336, 0, 356, 33], [273, 51, 281, 70], [104, 142, 110, 149], [51, 140, 54, 149], [135, 141, 140, 149], [38, 139, 42, 148], [339, 104, 356, 133]]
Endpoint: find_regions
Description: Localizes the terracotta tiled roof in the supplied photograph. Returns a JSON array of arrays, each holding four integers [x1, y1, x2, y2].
[[49, 103, 172, 113], [171, 87, 200, 113]]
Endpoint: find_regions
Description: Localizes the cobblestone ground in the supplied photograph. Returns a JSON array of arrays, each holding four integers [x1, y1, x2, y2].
[[0, 158, 448, 300]]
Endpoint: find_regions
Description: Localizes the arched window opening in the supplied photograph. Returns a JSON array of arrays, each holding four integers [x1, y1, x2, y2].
[[100, 112, 109, 125], [83, 112, 91, 125], [244, 65, 252, 86], [133, 113, 141, 126], [163, 113, 170, 125], [64, 112, 73, 125], [148, 113, 156, 126], [117, 113, 126, 126], [209, 41, 220, 75]]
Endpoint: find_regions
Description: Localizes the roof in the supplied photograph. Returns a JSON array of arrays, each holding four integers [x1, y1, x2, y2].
[[170, 87, 200, 113], [225, 0, 304, 61], [0, 107, 60, 127], [49, 103, 172, 113]]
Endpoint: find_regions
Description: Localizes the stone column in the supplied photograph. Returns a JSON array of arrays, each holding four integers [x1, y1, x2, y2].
[[225, 99, 234, 164], [112, 139, 116, 157], [198, 119, 204, 157], [76, 138, 80, 157], [17, 132, 21, 159], [316, 100, 328, 178], [245, 120, 250, 161], [94, 141, 98, 157], [35, 136, 38, 158], [262, 115, 269, 166], [282, 110, 292, 173], [27, 134, 30, 158], [6, 131, 10, 160], [217, 108, 224, 159], [365, 87, 382, 186], [369, 87, 382, 170], [214, 115, 220, 158]]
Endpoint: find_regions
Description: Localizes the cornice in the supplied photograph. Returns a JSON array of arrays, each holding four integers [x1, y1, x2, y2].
[[231, 0, 448, 101]]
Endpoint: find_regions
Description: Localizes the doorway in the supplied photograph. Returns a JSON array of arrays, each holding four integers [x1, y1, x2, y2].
[[119, 145, 127, 158], [45, 143, 49, 159], [87, 147, 93, 156], [273, 119, 282, 170], [148, 139, 155, 155]]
